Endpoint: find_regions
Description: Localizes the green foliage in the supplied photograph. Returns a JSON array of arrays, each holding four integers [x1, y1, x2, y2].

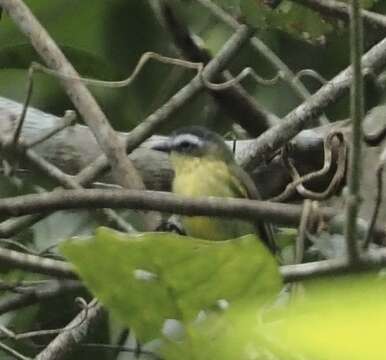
[[241, 0, 333, 42], [61, 228, 281, 341], [164, 275, 386, 360], [210, 0, 377, 43]]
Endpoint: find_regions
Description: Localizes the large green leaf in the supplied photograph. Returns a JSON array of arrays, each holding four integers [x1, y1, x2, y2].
[[61, 228, 281, 341], [164, 275, 386, 360]]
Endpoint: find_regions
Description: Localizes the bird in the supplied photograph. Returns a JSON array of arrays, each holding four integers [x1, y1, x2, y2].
[[153, 126, 276, 253]]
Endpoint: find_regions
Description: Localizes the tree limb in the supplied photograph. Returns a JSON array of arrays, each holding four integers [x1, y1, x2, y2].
[[0, 0, 145, 193], [241, 34, 386, 170], [0, 280, 83, 315], [292, 0, 386, 32], [35, 300, 105, 360]]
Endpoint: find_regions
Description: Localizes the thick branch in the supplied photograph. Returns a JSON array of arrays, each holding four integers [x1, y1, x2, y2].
[[0, 189, 339, 226], [0, 96, 344, 196]]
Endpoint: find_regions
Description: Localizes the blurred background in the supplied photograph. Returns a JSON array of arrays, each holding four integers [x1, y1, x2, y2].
[[1, 1, 386, 359], [0, 0, 384, 134]]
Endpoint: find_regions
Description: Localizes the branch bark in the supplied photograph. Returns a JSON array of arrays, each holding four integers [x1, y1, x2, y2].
[[0, 246, 76, 279], [160, 0, 279, 135], [195, 0, 329, 126], [3, 237, 386, 284], [0, 280, 83, 315], [35, 300, 105, 360], [0, 0, 145, 192], [344, 0, 364, 263], [292, 0, 386, 32], [241, 34, 386, 170]]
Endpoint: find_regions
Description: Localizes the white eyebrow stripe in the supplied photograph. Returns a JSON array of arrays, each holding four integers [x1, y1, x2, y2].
[[173, 134, 203, 147]]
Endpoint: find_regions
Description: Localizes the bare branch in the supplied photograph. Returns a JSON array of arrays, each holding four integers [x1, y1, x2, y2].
[[0, 341, 31, 360], [159, 0, 279, 135], [195, 0, 330, 125], [0, 96, 338, 194], [0, 280, 83, 315], [282, 248, 386, 282], [364, 146, 386, 248], [0, 117, 135, 234], [292, 0, 386, 32], [0, 246, 76, 279], [26, 110, 76, 148], [270, 130, 347, 201], [10, 68, 34, 148], [0, 188, 339, 225], [344, 0, 364, 263], [241, 34, 386, 171], [35, 300, 104, 360], [0, 0, 146, 194], [2, 221, 386, 284]]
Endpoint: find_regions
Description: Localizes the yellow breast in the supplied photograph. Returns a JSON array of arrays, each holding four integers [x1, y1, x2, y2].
[[170, 155, 254, 240]]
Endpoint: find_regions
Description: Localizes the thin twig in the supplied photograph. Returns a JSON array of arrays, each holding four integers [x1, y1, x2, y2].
[[0, 341, 31, 360], [0, 238, 39, 255], [0, 214, 46, 238], [195, 0, 330, 125], [241, 32, 386, 171], [35, 300, 104, 360], [294, 69, 328, 85], [2, 226, 386, 283], [270, 131, 346, 201], [71, 25, 256, 187], [11, 67, 34, 146], [282, 246, 386, 282], [159, 0, 280, 133], [30, 52, 202, 88], [364, 147, 386, 248], [32, 52, 277, 97], [0, 280, 83, 315], [0, 246, 76, 278], [0, 26, 255, 237], [287, 133, 347, 200], [0, 138, 134, 234], [26, 110, 76, 148], [1, 0, 154, 231], [0, 298, 89, 340], [296, 200, 313, 264], [344, 0, 364, 264], [292, 0, 386, 32]]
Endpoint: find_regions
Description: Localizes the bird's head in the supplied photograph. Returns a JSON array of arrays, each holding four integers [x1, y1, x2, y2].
[[153, 126, 234, 165]]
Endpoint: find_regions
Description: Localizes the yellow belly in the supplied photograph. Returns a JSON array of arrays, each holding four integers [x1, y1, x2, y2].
[[171, 156, 255, 240], [183, 216, 255, 241]]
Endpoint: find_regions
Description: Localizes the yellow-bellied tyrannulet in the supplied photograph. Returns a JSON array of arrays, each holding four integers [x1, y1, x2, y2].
[[154, 126, 276, 253]]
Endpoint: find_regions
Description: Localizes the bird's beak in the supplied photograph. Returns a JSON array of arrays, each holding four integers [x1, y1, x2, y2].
[[152, 140, 172, 153]]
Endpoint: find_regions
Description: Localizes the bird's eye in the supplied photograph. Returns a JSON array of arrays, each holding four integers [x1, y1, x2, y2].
[[173, 135, 201, 152], [176, 140, 196, 152], [179, 141, 192, 149]]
